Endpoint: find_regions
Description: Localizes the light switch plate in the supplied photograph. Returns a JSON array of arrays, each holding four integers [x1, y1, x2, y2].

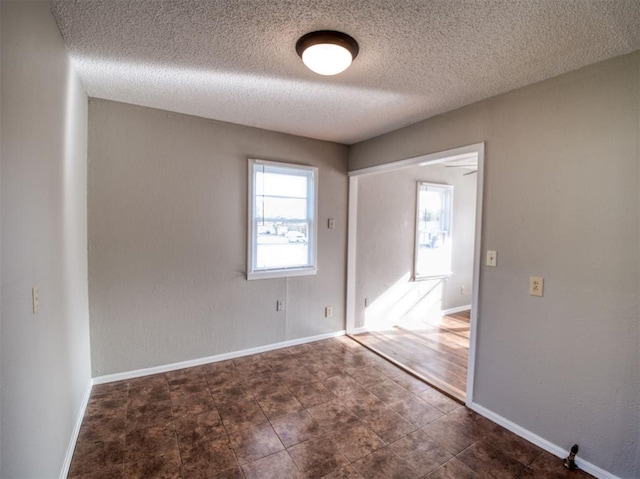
[[487, 250, 497, 267]]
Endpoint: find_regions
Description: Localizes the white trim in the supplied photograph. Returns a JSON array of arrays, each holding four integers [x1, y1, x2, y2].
[[465, 141, 484, 404], [93, 330, 345, 384], [348, 143, 484, 177], [350, 326, 369, 335], [441, 304, 472, 316], [469, 402, 621, 479], [59, 379, 93, 479], [345, 176, 358, 334], [247, 158, 319, 280], [247, 267, 317, 281]]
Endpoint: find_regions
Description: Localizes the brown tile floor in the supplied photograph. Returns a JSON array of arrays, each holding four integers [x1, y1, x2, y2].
[[69, 337, 594, 479]]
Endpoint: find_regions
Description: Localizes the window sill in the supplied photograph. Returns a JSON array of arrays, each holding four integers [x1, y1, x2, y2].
[[247, 267, 318, 281]]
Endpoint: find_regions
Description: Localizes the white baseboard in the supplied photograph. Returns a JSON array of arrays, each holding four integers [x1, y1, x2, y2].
[[349, 326, 369, 335], [441, 304, 472, 315], [60, 379, 93, 479], [93, 330, 346, 385], [469, 402, 620, 479]]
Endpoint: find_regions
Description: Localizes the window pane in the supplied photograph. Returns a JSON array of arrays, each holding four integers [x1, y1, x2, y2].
[[415, 183, 453, 278], [256, 223, 310, 268], [256, 196, 308, 221], [249, 160, 317, 279], [256, 170, 308, 198]]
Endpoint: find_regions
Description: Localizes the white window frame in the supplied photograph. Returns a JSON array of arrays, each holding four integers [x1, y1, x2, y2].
[[414, 182, 454, 280], [247, 159, 318, 280]]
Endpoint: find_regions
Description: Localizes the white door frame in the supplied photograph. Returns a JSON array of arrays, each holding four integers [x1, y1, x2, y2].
[[345, 142, 485, 405]]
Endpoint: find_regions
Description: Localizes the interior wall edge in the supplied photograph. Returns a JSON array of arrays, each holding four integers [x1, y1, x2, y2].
[[59, 379, 93, 479], [1, 1, 92, 477]]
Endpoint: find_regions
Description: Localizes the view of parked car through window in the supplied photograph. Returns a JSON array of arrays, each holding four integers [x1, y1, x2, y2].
[[248, 159, 317, 278]]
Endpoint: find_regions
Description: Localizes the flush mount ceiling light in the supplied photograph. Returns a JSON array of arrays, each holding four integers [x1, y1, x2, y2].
[[296, 30, 359, 76]]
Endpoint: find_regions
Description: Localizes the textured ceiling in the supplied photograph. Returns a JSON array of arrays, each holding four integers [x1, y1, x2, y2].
[[50, 0, 640, 145]]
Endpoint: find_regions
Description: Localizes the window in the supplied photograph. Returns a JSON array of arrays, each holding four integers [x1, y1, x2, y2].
[[247, 159, 318, 280], [414, 182, 453, 279]]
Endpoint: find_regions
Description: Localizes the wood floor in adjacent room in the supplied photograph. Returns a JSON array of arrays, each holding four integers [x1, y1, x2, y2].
[[68, 336, 594, 478], [352, 310, 471, 401]]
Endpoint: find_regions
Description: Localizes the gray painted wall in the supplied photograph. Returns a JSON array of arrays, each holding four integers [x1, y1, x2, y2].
[[88, 100, 348, 376], [2, 4, 635, 477], [356, 164, 476, 329], [0, 3, 3, 468], [350, 52, 640, 478], [1, 2, 91, 477]]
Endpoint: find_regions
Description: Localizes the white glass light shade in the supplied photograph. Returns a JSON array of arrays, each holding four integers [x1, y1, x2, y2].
[[301, 43, 353, 76], [296, 31, 359, 76]]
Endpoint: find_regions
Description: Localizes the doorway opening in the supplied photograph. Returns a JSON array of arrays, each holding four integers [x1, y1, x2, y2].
[[346, 144, 484, 403]]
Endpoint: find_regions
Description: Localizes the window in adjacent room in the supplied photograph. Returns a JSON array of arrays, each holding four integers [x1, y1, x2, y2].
[[414, 182, 453, 279], [248, 159, 318, 280]]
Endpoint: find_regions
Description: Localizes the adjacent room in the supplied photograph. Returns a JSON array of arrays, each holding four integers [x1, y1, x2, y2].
[[2, 1, 639, 478], [351, 152, 480, 401]]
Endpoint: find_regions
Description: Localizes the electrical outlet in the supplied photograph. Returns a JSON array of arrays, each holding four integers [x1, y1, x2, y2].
[[32, 285, 39, 314], [276, 300, 284, 311], [530, 276, 544, 297], [325, 306, 333, 318], [487, 250, 497, 267]]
